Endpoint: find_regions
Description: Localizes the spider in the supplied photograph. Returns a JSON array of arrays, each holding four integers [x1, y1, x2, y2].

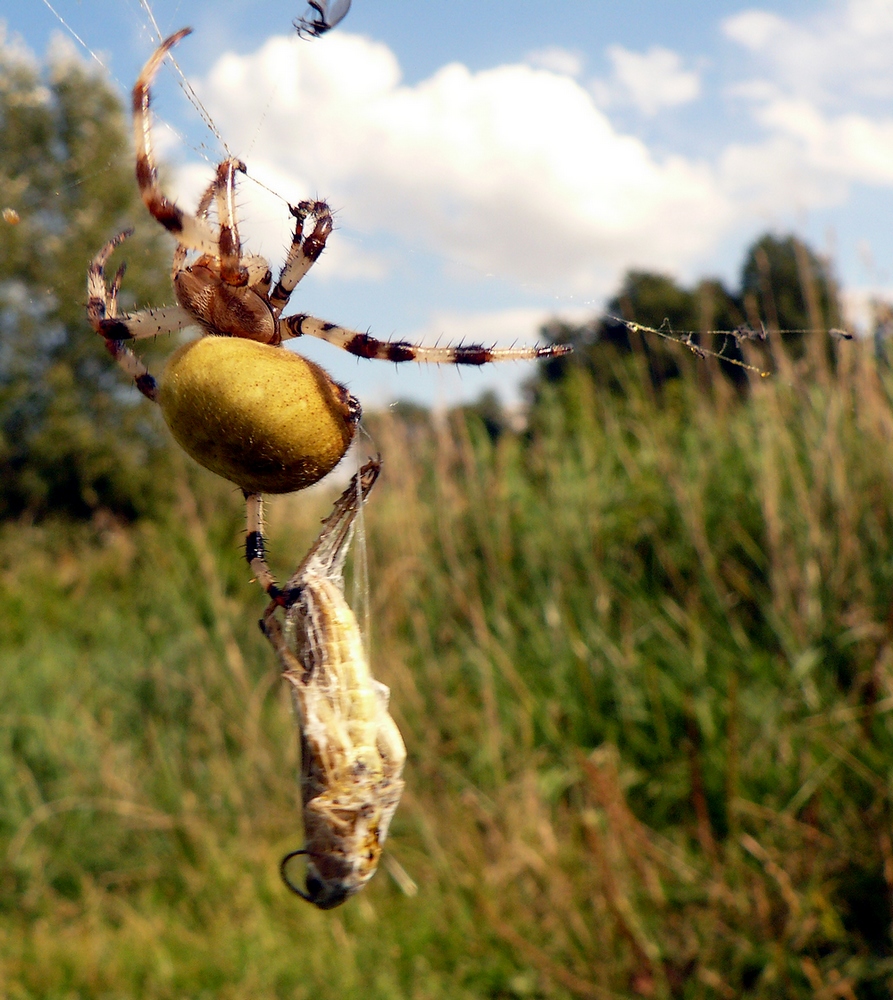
[[87, 28, 572, 600]]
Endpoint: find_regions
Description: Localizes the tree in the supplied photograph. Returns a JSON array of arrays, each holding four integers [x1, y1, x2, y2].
[[536, 269, 744, 393], [0, 34, 175, 520], [740, 233, 841, 361]]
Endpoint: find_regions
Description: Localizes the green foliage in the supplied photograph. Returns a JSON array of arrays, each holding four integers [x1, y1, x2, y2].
[[741, 233, 841, 336], [0, 35, 175, 520], [3, 335, 893, 997]]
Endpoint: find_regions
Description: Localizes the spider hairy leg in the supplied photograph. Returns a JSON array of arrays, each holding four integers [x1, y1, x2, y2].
[[94, 305, 198, 342], [269, 201, 334, 317], [282, 314, 575, 365], [88, 232, 197, 341], [261, 458, 406, 909], [215, 158, 250, 286], [168, 176, 218, 279], [86, 229, 130, 326], [133, 28, 220, 256], [245, 492, 281, 600], [87, 231, 194, 401]]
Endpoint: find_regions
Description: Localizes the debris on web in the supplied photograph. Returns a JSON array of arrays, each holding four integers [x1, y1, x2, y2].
[[607, 315, 855, 379]]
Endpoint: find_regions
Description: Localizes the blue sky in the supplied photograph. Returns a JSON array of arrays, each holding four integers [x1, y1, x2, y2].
[[7, 0, 893, 407]]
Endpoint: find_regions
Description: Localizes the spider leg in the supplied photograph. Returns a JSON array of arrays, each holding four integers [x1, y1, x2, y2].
[[280, 314, 575, 364], [245, 459, 380, 604], [133, 29, 221, 256], [168, 177, 217, 278], [87, 232, 194, 401], [246, 255, 274, 295], [245, 491, 282, 602], [269, 200, 334, 318], [89, 233, 195, 341], [96, 307, 197, 341], [215, 158, 250, 286], [185, 167, 271, 292], [258, 610, 303, 674], [194, 177, 217, 220]]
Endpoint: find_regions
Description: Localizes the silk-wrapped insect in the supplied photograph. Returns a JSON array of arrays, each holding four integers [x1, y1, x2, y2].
[[261, 458, 406, 909], [295, 0, 353, 37]]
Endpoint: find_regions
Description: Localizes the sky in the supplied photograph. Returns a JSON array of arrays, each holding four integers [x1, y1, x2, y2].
[[6, 0, 893, 408]]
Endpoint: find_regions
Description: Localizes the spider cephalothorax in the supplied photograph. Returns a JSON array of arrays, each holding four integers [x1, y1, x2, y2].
[[87, 28, 571, 598]]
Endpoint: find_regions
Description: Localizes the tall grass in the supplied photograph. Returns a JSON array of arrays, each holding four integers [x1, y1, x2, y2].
[[2, 335, 893, 997]]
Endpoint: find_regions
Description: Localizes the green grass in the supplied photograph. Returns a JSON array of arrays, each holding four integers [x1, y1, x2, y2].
[[2, 337, 893, 998]]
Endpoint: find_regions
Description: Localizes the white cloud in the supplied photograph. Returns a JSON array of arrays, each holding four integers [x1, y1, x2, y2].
[[592, 45, 701, 116], [151, 3, 893, 325], [525, 46, 584, 78], [182, 31, 728, 300], [720, 0, 893, 210], [757, 101, 893, 186], [723, 0, 893, 105], [723, 10, 786, 51]]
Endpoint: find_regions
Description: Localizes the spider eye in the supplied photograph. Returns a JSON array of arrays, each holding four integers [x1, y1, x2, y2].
[[295, 0, 352, 37]]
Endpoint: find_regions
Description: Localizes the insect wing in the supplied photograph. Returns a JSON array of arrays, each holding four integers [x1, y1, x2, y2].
[[295, 0, 352, 37]]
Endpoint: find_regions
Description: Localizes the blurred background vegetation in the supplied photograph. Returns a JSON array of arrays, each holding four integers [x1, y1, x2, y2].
[[0, 36, 173, 521], [3, 34, 893, 1000]]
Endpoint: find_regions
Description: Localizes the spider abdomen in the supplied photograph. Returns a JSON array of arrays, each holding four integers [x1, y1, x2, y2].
[[158, 336, 359, 493]]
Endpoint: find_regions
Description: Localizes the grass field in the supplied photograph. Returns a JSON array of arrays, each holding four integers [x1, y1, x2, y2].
[[2, 334, 893, 998]]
